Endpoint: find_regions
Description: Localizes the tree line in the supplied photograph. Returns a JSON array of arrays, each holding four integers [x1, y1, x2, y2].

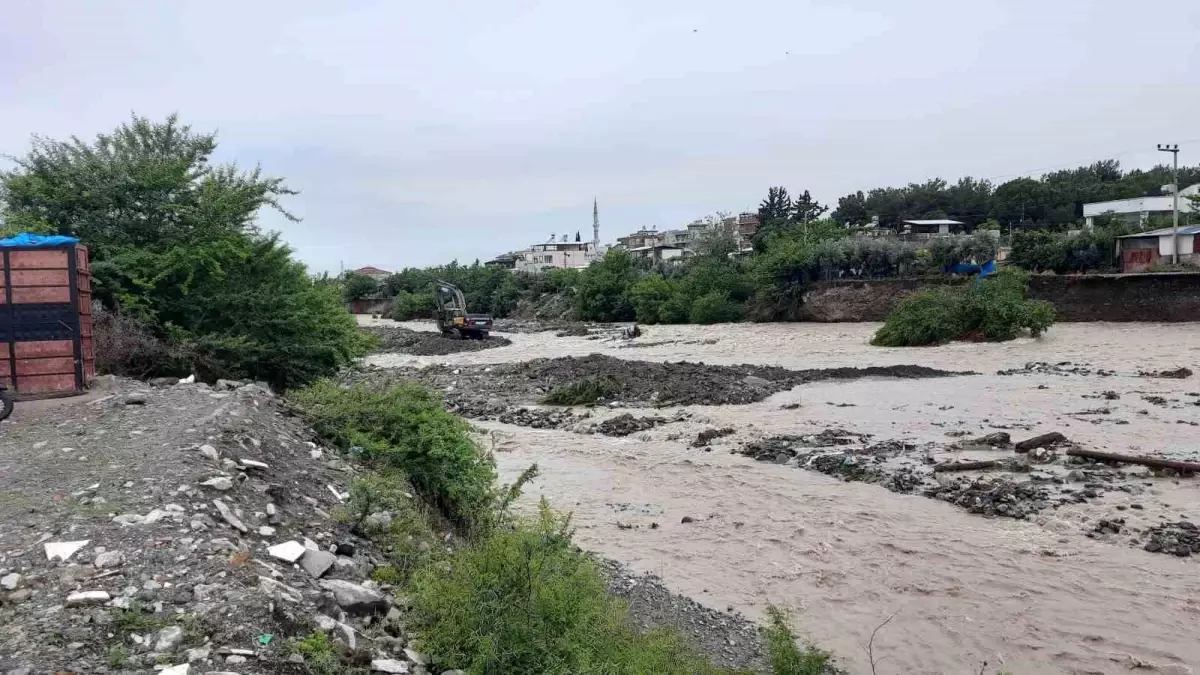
[[827, 160, 1200, 229]]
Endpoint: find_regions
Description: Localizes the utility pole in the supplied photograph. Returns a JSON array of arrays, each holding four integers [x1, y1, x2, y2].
[[1157, 144, 1180, 264]]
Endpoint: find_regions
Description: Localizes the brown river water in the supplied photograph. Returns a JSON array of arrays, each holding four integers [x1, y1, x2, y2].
[[365, 319, 1200, 675]]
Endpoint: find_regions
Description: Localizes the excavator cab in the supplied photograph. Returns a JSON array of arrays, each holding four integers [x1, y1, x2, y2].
[[434, 281, 493, 339]]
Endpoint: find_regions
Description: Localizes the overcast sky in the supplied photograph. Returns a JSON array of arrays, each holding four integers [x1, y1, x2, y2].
[[2, 0, 1197, 273]]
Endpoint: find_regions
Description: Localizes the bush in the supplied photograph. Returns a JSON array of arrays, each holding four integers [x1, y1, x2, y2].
[[543, 376, 619, 405], [575, 250, 638, 321], [290, 381, 498, 532], [689, 291, 743, 324], [868, 286, 965, 347], [628, 275, 677, 324], [409, 502, 736, 675], [391, 290, 435, 320], [871, 269, 1055, 346], [762, 607, 830, 675], [93, 307, 179, 378]]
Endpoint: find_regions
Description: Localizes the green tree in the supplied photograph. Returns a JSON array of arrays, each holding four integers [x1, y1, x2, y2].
[[342, 273, 379, 301], [1, 114, 365, 389], [575, 250, 638, 321], [832, 190, 869, 226], [790, 189, 828, 223], [757, 186, 792, 223]]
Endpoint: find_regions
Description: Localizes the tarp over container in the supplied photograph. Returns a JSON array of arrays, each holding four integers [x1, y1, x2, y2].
[[0, 233, 80, 248]]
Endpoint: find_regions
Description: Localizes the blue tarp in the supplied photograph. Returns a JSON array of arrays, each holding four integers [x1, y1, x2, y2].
[[945, 259, 998, 278], [0, 233, 79, 248]]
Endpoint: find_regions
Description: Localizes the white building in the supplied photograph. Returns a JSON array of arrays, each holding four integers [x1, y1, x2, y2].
[[1083, 183, 1199, 228], [509, 199, 607, 273]]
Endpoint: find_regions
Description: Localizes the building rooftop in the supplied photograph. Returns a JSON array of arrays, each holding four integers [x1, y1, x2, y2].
[[353, 266, 390, 275], [1117, 225, 1200, 238], [902, 219, 964, 226]]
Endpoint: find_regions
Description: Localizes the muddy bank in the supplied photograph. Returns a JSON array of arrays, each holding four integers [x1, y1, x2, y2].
[[361, 325, 512, 355]]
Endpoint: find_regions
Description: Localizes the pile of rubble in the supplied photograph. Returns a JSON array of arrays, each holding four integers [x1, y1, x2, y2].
[[0, 378, 450, 674]]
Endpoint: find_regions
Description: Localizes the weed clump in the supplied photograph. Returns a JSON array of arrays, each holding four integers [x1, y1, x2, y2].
[[290, 381, 497, 534], [762, 606, 831, 675], [408, 501, 739, 675], [543, 375, 620, 405], [872, 268, 1055, 347]]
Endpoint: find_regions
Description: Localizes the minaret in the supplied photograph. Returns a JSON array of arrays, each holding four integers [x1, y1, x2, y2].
[[592, 198, 600, 249]]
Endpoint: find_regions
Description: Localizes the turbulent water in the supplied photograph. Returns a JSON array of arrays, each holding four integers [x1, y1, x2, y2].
[[365, 318, 1200, 674]]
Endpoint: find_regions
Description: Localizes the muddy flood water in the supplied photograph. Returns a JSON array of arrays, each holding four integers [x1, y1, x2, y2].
[[364, 319, 1200, 675]]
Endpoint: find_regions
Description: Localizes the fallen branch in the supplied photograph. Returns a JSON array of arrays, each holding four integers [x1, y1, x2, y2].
[[933, 460, 1002, 473], [1066, 448, 1200, 473]]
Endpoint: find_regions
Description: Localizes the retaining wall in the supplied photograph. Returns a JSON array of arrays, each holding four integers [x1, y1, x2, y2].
[[798, 273, 1200, 322]]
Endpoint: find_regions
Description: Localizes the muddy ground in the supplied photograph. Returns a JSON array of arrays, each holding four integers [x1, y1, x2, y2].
[[362, 325, 512, 355]]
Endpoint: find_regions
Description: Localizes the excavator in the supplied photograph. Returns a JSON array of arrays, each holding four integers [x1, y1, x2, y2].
[[433, 280, 493, 339]]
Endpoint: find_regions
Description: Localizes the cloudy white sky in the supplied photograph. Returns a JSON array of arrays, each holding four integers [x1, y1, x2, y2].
[[2, 0, 1197, 272]]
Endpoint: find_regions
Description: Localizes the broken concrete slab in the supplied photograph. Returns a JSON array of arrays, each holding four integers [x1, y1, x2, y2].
[[267, 540, 306, 563], [44, 540, 89, 561], [65, 590, 110, 606]]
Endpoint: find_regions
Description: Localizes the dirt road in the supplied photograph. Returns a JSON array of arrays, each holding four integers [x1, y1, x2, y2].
[[364, 318, 1200, 674]]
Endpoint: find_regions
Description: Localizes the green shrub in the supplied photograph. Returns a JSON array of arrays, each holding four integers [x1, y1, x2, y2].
[[869, 286, 965, 347], [543, 376, 619, 405], [576, 250, 638, 321], [409, 502, 735, 675], [391, 290, 435, 320], [762, 607, 830, 675], [689, 291, 743, 324], [872, 269, 1055, 346], [628, 275, 677, 324], [290, 381, 497, 533]]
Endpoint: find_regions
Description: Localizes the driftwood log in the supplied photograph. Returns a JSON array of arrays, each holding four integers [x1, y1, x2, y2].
[[933, 460, 1001, 473], [1066, 448, 1200, 473], [1015, 432, 1067, 453]]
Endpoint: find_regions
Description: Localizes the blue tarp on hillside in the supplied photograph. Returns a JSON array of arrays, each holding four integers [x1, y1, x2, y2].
[[0, 233, 79, 248]]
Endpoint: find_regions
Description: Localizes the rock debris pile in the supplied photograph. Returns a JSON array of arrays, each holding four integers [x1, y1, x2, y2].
[[0, 378, 445, 674]]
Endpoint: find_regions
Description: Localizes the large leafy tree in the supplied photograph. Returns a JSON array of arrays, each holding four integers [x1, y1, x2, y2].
[[0, 114, 365, 389]]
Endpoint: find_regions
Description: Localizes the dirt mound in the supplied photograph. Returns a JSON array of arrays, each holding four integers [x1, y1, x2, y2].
[[363, 325, 512, 355], [498, 355, 968, 407]]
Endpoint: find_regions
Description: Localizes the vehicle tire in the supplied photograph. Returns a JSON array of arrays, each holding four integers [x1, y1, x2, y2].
[[0, 390, 13, 422]]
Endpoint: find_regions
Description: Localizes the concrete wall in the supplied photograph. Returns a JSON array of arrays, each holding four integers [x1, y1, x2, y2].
[[798, 273, 1200, 323]]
